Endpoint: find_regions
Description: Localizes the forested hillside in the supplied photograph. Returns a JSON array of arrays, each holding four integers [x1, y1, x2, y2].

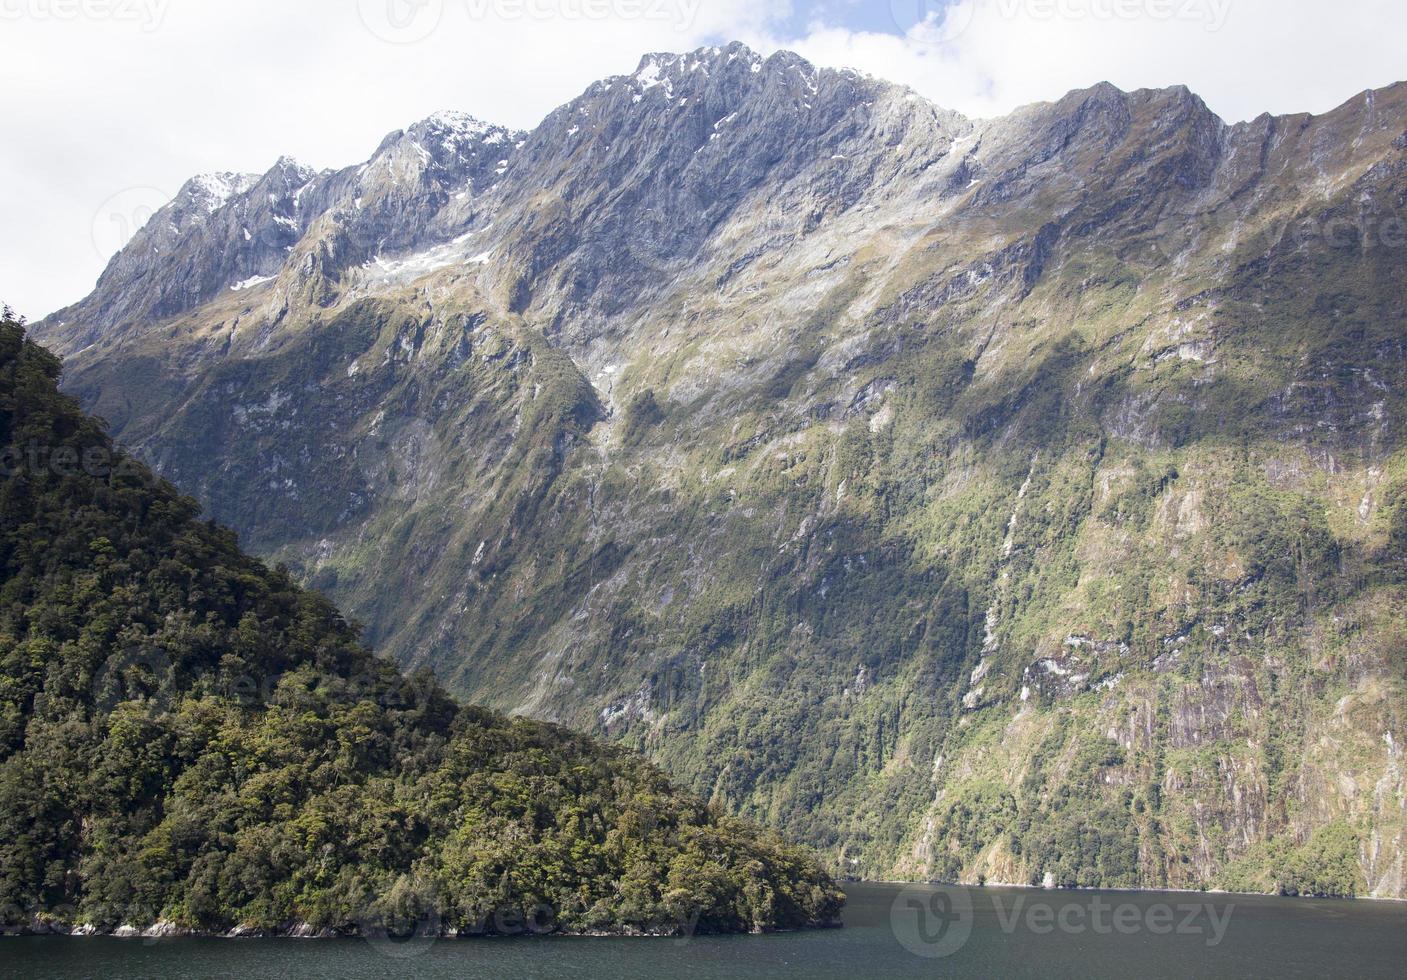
[[0, 311, 842, 936]]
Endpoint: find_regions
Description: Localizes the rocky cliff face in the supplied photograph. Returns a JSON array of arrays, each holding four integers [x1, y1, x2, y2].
[[34, 43, 1407, 896]]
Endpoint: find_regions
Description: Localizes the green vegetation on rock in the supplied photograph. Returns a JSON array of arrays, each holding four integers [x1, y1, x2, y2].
[[0, 312, 842, 936], [1217, 822, 1369, 898]]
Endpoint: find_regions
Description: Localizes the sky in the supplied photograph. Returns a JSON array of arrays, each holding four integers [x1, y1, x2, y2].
[[2, 0, 1404, 320]]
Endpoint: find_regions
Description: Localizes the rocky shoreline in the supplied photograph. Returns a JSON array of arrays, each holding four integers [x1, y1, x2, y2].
[[2, 916, 844, 940], [3, 919, 372, 940]]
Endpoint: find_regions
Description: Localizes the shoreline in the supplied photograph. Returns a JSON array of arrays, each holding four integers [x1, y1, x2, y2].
[[8, 881, 1405, 940], [1, 917, 846, 941], [847, 878, 1407, 905]]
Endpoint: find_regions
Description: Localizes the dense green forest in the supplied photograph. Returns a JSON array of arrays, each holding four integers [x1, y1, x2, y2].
[[0, 310, 842, 936]]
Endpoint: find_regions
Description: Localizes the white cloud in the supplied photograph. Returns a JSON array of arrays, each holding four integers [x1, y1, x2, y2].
[[768, 0, 1407, 122], [0, 0, 785, 320], [2, 0, 1401, 320]]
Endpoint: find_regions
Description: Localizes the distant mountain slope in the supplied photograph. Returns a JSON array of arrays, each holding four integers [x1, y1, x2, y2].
[[33, 44, 1407, 896], [0, 311, 842, 936]]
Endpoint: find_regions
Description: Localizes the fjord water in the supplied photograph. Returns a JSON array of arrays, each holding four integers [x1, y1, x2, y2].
[[4, 883, 1404, 979]]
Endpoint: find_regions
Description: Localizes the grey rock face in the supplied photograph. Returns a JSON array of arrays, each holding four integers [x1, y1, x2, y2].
[[29, 47, 1407, 894], [45, 113, 522, 352]]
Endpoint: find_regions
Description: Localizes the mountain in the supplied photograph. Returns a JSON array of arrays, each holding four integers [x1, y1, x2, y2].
[[0, 310, 842, 936], [33, 43, 1407, 897]]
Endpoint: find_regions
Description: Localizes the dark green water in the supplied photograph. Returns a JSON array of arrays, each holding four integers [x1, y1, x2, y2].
[[3, 883, 1404, 979]]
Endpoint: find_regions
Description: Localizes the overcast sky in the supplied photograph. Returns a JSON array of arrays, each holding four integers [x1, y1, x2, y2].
[[3, 0, 1404, 320]]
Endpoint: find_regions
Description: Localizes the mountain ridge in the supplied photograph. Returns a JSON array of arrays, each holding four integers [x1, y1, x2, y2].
[[31, 43, 1407, 897], [42, 45, 1404, 354], [40, 43, 1258, 346]]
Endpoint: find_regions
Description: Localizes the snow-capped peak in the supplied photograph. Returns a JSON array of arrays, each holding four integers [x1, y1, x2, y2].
[[412, 111, 518, 156], [421, 110, 496, 138], [273, 155, 315, 180], [186, 172, 257, 213]]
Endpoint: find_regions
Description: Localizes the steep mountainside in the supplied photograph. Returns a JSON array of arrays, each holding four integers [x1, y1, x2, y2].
[[35, 43, 1407, 896], [0, 312, 841, 935]]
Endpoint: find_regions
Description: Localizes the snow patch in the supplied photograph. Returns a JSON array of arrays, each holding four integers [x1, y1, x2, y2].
[[633, 56, 675, 100], [362, 230, 495, 284], [425, 109, 493, 138], [188, 172, 255, 212], [230, 274, 275, 291]]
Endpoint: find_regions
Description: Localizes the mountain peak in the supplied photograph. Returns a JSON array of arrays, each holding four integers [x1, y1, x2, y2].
[[271, 153, 314, 176], [416, 109, 507, 138], [376, 111, 520, 161], [621, 42, 847, 101], [181, 171, 258, 213], [631, 40, 764, 78]]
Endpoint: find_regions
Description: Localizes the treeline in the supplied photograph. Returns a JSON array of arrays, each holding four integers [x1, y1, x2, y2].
[[0, 312, 843, 935]]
